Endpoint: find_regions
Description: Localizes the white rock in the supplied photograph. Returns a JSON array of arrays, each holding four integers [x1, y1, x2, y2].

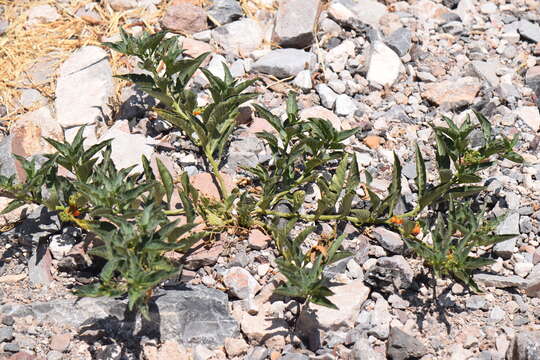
[[316, 84, 338, 109], [299, 279, 370, 331], [212, 19, 263, 57], [27, 5, 60, 25], [223, 267, 260, 300], [207, 54, 228, 80], [515, 262, 533, 277], [366, 41, 402, 87], [326, 39, 355, 73], [55, 46, 113, 128], [97, 121, 155, 172], [293, 70, 313, 90], [516, 106, 540, 132], [335, 94, 357, 116]]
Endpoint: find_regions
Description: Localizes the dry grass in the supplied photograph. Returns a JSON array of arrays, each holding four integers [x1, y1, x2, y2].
[[0, 0, 163, 125], [0, 0, 274, 126]]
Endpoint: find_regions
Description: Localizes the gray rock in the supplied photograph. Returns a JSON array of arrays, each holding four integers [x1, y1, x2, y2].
[[506, 331, 540, 360], [329, 0, 387, 30], [316, 84, 338, 109], [441, 21, 464, 35], [365, 256, 414, 293], [0, 326, 14, 343], [385, 28, 412, 57], [494, 212, 519, 258], [488, 306, 505, 323], [386, 327, 427, 360], [208, 0, 243, 25], [47, 351, 63, 360], [18, 88, 47, 108], [3, 342, 19, 353], [224, 136, 270, 174], [212, 19, 263, 57], [335, 94, 357, 116], [0, 19, 8, 35], [471, 60, 499, 87], [28, 248, 54, 286], [293, 70, 313, 90], [465, 295, 487, 310], [352, 337, 385, 360], [273, 0, 321, 48], [0, 286, 238, 347], [0, 136, 18, 179], [246, 347, 269, 360], [281, 354, 310, 360], [55, 46, 112, 128], [518, 20, 540, 43], [472, 274, 529, 288], [5, 206, 61, 247], [252, 49, 316, 78], [371, 227, 405, 254]]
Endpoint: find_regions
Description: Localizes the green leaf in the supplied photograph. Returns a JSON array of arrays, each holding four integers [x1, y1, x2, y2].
[[156, 157, 174, 205], [414, 144, 426, 198]]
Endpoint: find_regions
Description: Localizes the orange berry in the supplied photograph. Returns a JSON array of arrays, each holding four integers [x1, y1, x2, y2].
[[192, 109, 202, 116], [389, 216, 404, 225], [411, 223, 421, 236]]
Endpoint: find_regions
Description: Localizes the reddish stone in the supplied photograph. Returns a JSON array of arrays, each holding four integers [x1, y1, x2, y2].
[[248, 229, 271, 250], [181, 38, 214, 59], [184, 240, 224, 270], [161, 2, 208, 34], [8, 352, 44, 360], [50, 333, 71, 352], [189, 172, 234, 201], [363, 135, 383, 149]]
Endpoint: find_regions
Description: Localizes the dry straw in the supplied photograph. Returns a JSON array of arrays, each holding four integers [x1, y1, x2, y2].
[[0, 0, 162, 126]]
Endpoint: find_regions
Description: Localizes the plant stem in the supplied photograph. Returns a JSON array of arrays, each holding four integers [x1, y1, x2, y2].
[[256, 209, 386, 226], [206, 151, 229, 200]]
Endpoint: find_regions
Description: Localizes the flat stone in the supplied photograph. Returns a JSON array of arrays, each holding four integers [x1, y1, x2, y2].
[[161, 2, 208, 34], [248, 229, 270, 250], [299, 106, 341, 130], [518, 20, 540, 43], [11, 106, 64, 159], [18, 89, 47, 108], [212, 19, 263, 57], [352, 337, 385, 360], [223, 267, 260, 300], [465, 295, 487, 310], [422, 77, 481, 110], [224, 337, 249, 357], [472, 274, 529, 289], [273, 0, 321, 48], [252, 49, 316, 78], [385, 28, 412, 57], [28, 248, 53, 287], [371, 227, 404, 254], [106, 0, 139, 11], [1, 286, 238, 347], [298, 279, 370, 331], [526, 278, 540, 298], [0, 326, 14, 342], [365, 255, 414, 293], [328, 0, 387, 29], [516, 106, 540, 132], [335, 94, 357, 116], [55, 46, 113, 128], [27, 5, 59, 25], [241, 312, 288, 350], [506, 331, 540, 360], [49, 333, 71, 352], [208, 0, 243, 25], [181, 38, 214, 59], [367, 41, 403, 87], [97, 121, 156, 173], [316, 84, 338, 109], [386, 327, 427, 360], [189, 172, 235, 201], [471, 60, 500, 88]]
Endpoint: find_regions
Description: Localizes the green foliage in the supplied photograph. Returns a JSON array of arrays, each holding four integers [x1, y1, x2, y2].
[[270, 219, 351, 308], [77, 203, 204, 317], [404, 200, 516, 292], [0, 29, 526, 319]]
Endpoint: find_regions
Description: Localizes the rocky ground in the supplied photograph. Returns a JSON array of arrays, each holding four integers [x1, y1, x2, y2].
[[0, 0, 540, 359]]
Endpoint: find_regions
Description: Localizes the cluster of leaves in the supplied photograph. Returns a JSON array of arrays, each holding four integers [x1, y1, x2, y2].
[[0, 127, 202, 317], [0, 29, 526, 316]]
